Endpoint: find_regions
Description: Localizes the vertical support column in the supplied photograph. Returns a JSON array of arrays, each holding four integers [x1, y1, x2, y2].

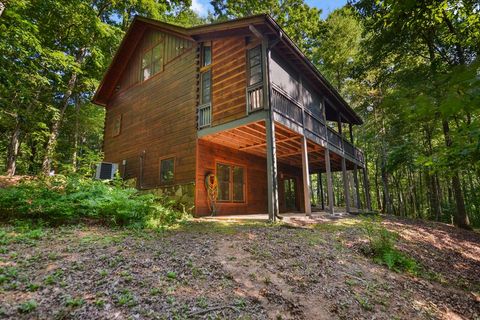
[[301, 136, 312, 216], [353, 164, 361, 210], [264, 39, 279, 221], [266, 118, 279, 221], [324, 149, 335, 215], [341, 158, 351, 213]]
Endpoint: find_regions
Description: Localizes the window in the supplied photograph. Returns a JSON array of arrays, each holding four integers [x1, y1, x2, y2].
[[200, 42, 212, 104], [247, 46, 263, 86], [159, 157, 174, 184], [201, 70, 211, 104], [112, 114, 122, 137], [216, 163, 245, 202], [201, 43, 212, 67], [198, 42, 212, 128], [141, 42, 164, 81]]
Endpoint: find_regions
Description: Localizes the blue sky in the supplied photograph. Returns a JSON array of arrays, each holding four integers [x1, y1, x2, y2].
[[191, 0, 348, 18]]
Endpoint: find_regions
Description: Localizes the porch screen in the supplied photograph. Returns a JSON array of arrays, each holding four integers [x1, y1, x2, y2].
[[216, 163, 245, 202]]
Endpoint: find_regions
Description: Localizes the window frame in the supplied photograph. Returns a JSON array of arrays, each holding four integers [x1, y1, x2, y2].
[[141, 41, 165, 82], [247, 45, 263, 87], [199, 42, 213, 103], [159, 156, 175, 185], [215, 161, 247, 203]]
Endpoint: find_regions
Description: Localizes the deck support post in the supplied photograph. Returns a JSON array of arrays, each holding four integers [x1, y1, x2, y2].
[[301, 136, 312, 216], [264, 39, 279, 221], [266, 118, 279, 221], [341, 157, 351, 213], [324, 149, 335, 215], [353, 164, 361, 210]]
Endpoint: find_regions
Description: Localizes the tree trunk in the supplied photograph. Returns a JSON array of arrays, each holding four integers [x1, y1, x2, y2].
[[5, 117, 21, 177], [71, 98, 81, 173], [442, 119, 470, 229], [41, 49, 85, 175], [0, 1, 7, 17]]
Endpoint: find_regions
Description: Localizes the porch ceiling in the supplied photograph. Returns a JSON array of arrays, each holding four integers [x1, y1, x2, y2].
[[200, 120, 352, 172]]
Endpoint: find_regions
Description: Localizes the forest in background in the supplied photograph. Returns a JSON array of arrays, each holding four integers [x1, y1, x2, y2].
[[0, 0, 479, 229]]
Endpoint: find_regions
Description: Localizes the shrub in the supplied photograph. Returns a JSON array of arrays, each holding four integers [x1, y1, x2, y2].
[[361, 216, 419, 274], [0, 175, 189, 228]]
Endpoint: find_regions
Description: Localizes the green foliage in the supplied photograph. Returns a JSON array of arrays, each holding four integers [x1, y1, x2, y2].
[[64, 296, 84, 308], [0, 176, 189, 228], [17, 300, 37, 314], [361, 216, 419, 274]]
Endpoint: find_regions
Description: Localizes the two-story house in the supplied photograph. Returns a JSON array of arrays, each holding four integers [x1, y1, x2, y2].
[[93, 14, 371, 219]]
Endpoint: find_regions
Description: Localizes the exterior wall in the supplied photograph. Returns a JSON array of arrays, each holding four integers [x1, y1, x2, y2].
[[103, 28, 197, 191], [211, 36, 248, 126], [195, 139, 268, 216], [195, 139, 305, 216]]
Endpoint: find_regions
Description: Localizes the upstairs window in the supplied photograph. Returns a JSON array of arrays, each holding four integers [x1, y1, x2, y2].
[[201, 70, 211, 104], [216, 162, 245, 202], [247, 46, 263, 86], [159, 157, 174, 184], [141, 43, 164, 81], [200, 42, 212, 105], [201, 43, 212, 67]]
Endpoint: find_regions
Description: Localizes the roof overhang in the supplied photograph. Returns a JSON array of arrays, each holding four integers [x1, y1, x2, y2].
[[92, 14, 362, 125]]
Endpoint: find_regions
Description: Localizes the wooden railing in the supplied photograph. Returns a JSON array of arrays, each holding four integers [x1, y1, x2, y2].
[[247, 83, 264, 113], [198, 103, 211, 128], [271, 85, 303, 124], [271, 87, 364, 164]]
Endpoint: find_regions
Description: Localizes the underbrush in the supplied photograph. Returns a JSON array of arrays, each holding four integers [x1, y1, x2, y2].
[[0, 175, 189, 229], [360, 216, 419, 275]]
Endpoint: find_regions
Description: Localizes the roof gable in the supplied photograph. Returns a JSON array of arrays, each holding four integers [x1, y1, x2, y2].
[[93, 14, 362, 124]]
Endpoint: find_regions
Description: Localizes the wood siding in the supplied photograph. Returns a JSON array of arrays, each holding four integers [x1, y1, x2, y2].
[[195, 139, 305, 216], [117, 29, 193, 92], [103, 29, 197, 188], [211, 36, 248, 126]]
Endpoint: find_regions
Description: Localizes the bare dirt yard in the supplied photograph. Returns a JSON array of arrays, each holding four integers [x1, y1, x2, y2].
[[0, 215, 479, 319]]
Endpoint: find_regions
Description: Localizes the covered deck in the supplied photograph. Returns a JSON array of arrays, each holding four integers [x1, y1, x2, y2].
[[198, 115, 371, 219]]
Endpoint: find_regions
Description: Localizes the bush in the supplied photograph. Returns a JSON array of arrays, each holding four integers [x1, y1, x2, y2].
[[0, 175, 189, 228], [361, 216, 419, 274]]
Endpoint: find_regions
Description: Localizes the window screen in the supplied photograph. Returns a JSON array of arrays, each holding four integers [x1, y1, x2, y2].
[[248, 46, 263, 86]]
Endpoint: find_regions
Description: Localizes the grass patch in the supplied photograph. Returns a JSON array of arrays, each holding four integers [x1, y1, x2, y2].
[[18, 300, 37, 313], [361, 216, 419, 275]]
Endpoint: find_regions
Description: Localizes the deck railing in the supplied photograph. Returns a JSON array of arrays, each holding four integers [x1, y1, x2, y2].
[[247, 83, 264, 113], [271, 85, 303, 124], [198, 103, 211, 129], [271, 87, 364, 164]]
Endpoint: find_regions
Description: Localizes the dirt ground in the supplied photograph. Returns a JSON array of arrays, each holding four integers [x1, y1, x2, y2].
[[0, 216, 479, 319]]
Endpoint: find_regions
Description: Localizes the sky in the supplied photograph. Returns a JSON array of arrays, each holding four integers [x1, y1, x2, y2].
[[191, 0, 348, 19]]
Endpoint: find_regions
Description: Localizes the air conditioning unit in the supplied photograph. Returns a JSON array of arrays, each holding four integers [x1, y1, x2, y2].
[[95, 162, 118, 180]]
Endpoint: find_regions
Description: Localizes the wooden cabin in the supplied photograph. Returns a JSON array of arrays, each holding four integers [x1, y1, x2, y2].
[[93, 14, 371, 219]]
